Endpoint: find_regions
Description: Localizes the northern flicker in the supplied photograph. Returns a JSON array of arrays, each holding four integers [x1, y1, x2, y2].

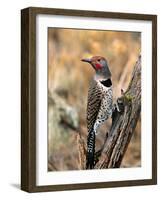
[[81, 56, 113, 169]]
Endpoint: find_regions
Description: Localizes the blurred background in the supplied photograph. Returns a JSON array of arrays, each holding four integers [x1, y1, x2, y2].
[[48, 28, 141, 171]]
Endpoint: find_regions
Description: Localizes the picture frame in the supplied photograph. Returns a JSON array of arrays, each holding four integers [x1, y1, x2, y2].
[[21, 7, 157, 192]]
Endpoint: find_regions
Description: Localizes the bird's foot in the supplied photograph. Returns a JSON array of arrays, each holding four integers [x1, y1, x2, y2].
[[112, 92, 125, 123], [116, 98, 124, 114], [112, 88, 125, 114]]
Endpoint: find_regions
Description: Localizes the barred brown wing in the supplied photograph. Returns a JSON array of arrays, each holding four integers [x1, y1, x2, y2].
[[87, 79, 103, 134]]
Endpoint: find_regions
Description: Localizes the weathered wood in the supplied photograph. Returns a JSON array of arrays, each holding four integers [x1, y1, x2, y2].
[[95, 55, 141, 169]]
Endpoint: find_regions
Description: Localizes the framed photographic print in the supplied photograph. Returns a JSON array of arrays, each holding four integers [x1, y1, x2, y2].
[[21, 7, 157, 192]]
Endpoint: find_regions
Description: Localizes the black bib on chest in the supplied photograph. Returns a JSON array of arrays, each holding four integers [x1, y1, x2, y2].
[[100, 79, 112, 87]]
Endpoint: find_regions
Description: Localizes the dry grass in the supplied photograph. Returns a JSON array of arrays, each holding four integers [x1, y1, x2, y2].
[[48, 28, 141, 171]]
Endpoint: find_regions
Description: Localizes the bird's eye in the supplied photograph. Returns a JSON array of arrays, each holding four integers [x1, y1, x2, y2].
[[98, 59, 101, 62]]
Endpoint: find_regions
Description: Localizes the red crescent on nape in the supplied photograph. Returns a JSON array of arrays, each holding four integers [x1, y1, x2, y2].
[[95, 63, 102, 69]]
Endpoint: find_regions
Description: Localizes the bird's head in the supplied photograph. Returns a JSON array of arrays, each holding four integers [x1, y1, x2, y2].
[[81, 56, 111, 79]]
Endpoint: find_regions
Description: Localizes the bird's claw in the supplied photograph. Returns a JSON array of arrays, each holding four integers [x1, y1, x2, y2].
[[116, 98, 124, 114]]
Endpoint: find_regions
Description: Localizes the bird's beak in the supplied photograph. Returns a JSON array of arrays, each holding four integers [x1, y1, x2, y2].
[[81, 58, 91, 63]]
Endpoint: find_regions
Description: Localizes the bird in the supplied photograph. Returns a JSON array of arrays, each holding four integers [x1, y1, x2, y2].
[[81, 56, 113, 169]]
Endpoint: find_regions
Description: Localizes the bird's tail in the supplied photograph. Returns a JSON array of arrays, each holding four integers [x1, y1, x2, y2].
[[86, 130, 95, 169]]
